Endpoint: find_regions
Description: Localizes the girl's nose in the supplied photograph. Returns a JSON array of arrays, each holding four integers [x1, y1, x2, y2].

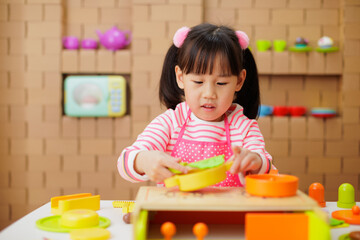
[[203, 83, 216, 99]]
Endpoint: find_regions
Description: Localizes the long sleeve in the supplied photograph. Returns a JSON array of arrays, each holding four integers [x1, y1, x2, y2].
[[242, 120, 272, 174], [117, 113, 173, 182]]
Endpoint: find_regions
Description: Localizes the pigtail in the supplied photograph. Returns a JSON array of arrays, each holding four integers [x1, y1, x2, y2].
[[235, 48, 260, 119], [159, 44, 184, 110]]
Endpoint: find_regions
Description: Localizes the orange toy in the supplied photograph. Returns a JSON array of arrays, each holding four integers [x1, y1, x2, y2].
[[332, 205, 360, 225], [193, 222, 208, 240], [246, 213, 308, 240], [245, 174, 298, 197], [160, 222, 176, 240], [309, 182, 326, 207]]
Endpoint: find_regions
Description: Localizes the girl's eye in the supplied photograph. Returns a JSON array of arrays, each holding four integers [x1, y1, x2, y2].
[[217, 82, 228, 86], [193, 81, 203, 84]]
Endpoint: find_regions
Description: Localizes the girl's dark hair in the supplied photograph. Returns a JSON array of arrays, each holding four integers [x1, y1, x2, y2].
[[159, 23, 260, 119]]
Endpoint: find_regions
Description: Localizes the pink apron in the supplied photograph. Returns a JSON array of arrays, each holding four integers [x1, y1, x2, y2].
[[171, 109, 243, 187]]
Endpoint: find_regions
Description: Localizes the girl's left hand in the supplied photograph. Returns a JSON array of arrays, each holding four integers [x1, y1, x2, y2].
[[228, 146, 262, 175]]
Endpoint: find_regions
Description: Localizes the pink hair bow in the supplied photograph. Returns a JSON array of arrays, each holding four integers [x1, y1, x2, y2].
[[235, 31, 249, 49], [173, 26, 190, 48]]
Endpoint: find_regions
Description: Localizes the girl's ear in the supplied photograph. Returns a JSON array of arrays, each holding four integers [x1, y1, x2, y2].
[[236, 69, 246, 92], [175, 65, 184, 89]]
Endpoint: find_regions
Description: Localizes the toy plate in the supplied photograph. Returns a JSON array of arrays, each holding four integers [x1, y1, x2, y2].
[[36, 215, 111, 233], [245, 174, 299, 197]]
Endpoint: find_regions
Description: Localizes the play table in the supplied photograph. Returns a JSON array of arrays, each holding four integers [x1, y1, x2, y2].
[[0, 200, 359, 239]]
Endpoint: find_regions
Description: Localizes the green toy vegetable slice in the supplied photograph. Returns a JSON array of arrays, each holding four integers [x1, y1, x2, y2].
[[169, 155, 225, 174]]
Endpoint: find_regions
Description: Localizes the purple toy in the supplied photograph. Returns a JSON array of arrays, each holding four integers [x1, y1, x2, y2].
[[81, 39, 98, 49], [96, 26, 132, 51], [62, 36, 79, 50]]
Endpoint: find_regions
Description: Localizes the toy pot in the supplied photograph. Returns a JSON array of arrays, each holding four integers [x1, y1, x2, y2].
[[256, 40, 271, 51], [289, 106, 307, 117], [96, 26, 132, 51], [273, 40, 287, 52], [273, 106, 289, 116], [62, 36, 79, 50], [81, 39, 98, 49]]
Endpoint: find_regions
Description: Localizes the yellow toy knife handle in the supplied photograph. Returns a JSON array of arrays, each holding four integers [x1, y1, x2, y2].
[[225, 161, 233, 171]]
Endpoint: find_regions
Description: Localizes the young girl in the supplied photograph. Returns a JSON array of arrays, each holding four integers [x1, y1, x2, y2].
[[118, 23, 272, 186]]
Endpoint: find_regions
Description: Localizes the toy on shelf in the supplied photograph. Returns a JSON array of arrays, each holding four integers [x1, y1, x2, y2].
[[96, 26, 132, 51], [332, 205, 360, 225], [259, 105, 273, 117], [337, 183, 356, 208], [256, 39, 271, 51], [289, 37, 312, 52], [273, 106, 289, 116], [316, 36, 339, 53], [36, 209, 111, 233], [81, 38, 98, 49], [308, 182, 326, 207], [289, 106, 307, 117], [311, 107, 337, 118], [273, 39, 287, 52], [63, 36, 80, 50], [245, 174, 299, 197]]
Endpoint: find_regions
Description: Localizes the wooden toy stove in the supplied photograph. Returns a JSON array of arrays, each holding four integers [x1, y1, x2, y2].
[[132, 186, 330, 240]]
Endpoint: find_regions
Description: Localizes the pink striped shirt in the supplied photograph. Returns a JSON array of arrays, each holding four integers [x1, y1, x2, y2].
[[117, 102, 272, 182]]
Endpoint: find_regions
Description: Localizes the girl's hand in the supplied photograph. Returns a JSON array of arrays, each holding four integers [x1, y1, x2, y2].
[[229, 146, 262, 175], [134, 151, 188, 182]]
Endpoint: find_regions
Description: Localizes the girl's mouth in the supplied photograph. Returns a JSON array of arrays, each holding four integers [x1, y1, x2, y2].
[[201, 104, 215, 110]]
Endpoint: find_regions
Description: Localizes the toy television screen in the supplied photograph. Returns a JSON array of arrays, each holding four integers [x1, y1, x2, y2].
[[64, 75, 126, 117]]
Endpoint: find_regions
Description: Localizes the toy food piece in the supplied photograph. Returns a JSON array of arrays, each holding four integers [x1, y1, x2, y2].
[[329, 217, 344, 227], [169, 155, 225, 174], [164, 159, 233, 191], [123, 212, 131, 224], [332, 205, 360, 225], [51, 193, 100, 215], [161, 222, 176, 240], [259, 105, 273, 117], [350, 231, 360, 240], [112, 200, 135, 213], [338, 183, 356, 208], [193, 222, 208, 240], [70, 227, 111, 240], [295, 37, 309, 48], [309, 182, 326, 207], [36, 209, 111, 233], [245, 174, 299, 197]]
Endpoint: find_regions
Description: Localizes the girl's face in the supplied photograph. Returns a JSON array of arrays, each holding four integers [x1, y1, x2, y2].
[[175, 56, 246, 122]]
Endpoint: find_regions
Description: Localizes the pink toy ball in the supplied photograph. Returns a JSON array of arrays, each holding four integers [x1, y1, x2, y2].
[[62, 36, 80, 50], [96, 26, 132, 51], [81, 39, 98, 50]]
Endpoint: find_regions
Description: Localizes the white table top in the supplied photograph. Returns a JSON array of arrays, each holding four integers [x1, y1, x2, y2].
[[0, 201, 359, 240]]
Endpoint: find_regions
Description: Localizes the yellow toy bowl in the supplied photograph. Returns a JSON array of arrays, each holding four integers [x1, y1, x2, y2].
[[164, 161, 233, 191], [36, 209, 111, 233]]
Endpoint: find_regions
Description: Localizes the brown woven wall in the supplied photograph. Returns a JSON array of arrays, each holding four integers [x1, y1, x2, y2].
[[0, 0, 359, 229]]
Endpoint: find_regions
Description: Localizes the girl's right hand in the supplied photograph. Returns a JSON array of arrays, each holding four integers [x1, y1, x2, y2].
[[134, 151, 188, 182]]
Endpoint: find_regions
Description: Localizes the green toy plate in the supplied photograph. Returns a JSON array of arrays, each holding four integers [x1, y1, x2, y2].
[[315, 47, 339, 53], [36, 215, 111, 233], [169, 155, 225, 174], [289, 46, 312, 52]]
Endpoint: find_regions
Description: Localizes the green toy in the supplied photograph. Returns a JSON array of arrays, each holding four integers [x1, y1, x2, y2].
[[169, 155, 225, 174]]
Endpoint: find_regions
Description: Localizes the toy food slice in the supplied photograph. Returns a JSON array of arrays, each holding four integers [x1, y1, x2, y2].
[[165, 160, 233, 191], [245, 174, 299, 197], [169, 155, 225, 174]]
